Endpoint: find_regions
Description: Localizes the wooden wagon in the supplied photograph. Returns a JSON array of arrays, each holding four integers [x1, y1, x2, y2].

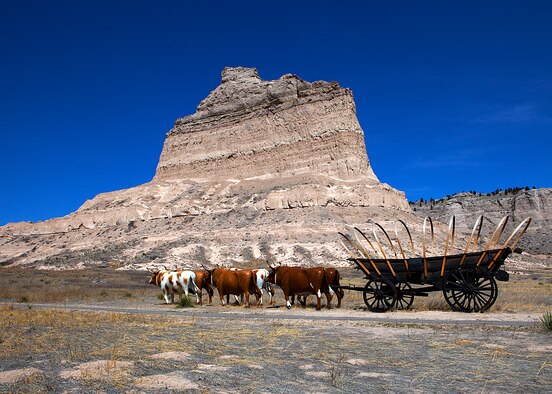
[[338, 215, 531, 313]]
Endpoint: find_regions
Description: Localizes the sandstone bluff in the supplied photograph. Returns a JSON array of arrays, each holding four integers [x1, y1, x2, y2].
[[9, 67, 543, 269]]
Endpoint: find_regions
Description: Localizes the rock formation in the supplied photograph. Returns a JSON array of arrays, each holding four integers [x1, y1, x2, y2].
[[411, 188, 552, 254], [156, 67, 377, 183]]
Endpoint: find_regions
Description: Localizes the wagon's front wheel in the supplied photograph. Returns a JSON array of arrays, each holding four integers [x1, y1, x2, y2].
[[443, 267, 498, 312], [363, 278, 397, 312]]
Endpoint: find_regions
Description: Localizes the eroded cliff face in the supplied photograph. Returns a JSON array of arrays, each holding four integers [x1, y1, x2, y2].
[[0, 67, 413, 269], [411, 188, 552, 254], [155, 67, 377, 182]]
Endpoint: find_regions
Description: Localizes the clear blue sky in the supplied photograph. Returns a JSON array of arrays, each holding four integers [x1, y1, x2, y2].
[[1, 1, 551, 225]]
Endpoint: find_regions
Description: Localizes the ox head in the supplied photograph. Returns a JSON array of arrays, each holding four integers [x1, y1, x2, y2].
[[147, 271, 159, 286], [201, 264, 216, 286], [147, 266, 165, 286], [264, 262, 279, 284]]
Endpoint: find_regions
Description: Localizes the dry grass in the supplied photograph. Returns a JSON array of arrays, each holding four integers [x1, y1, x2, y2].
[[0, 308, 195, 363], [0, 268, 158, 304], [0, 305, 550, 392], [0, 266, 550, 313]]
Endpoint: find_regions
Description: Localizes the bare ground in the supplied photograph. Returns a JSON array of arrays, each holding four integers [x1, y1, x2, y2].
[[0, 268, 551, 393]]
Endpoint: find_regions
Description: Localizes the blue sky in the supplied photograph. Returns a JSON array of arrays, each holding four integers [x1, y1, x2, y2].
[[1, 1, 551, 225]]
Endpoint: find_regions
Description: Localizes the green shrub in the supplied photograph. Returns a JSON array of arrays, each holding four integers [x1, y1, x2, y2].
[[123, 292, 132, 298], [513, 247, 523, 254], [541, 311, 552, 331], [17, 296, 30, 303], [157, 293, 165, 300], [175, 296, 195, 308]]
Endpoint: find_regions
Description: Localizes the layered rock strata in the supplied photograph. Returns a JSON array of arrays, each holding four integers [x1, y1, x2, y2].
[[155, 67, 377, 182]]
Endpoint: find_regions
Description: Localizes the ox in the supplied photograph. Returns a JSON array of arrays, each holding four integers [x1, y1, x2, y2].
[[148, 269, 199, 304], [226, 268, 275, 306], [294, 268, 344, 308], [209, 268, 259, 307], [254, 268, 275, 306], [193, 269, 214, 305], [265, 266, 330, 310]]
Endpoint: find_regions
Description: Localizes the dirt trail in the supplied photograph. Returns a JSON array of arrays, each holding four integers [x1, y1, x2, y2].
[[2, 301, 540, 327]]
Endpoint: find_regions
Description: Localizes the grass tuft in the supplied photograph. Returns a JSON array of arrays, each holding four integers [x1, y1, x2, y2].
[[175, 295, 195, 308], [17, 296, 30, 303], [540, 311, 552, 331]]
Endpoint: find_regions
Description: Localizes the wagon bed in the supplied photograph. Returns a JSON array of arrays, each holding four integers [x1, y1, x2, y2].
[[338, 215, 531, 313]]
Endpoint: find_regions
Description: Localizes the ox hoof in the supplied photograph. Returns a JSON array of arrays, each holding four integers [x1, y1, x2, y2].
[[286, 305, 292, 310]]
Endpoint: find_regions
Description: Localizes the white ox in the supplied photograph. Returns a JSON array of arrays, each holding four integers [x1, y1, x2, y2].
[[148, 269, 200, 304]]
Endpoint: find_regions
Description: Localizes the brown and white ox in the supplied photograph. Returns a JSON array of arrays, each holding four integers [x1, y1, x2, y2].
[[265, 266, 330, 310], [293, 268, 344, 308], [193, 269, 214, 305], [209, 268, 260, 308], [226, 268, 275, 306], [148, 269, 200, 304]]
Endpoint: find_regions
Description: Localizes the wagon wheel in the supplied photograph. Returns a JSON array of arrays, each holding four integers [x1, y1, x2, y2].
[[442, 267, 497, 313], [395, 282, 414, 310], [363, 278, 397, 312]]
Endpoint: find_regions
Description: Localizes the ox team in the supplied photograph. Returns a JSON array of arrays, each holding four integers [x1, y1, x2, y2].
[[148, 265, 344, 310]]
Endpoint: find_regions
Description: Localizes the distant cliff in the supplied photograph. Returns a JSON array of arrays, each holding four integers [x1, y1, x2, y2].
[[411, 188, 552, 254]]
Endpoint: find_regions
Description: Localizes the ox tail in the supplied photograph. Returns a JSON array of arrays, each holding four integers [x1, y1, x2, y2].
[[326, 270, 336, 296], [321, 271, 330, 296], [191, 275, 200, 294]]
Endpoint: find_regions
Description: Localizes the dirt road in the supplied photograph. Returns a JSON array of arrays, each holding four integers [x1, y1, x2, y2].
[[3, 301, 540, 328]]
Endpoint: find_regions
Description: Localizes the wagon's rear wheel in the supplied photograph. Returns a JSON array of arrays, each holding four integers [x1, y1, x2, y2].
[[443, 267, 497, 312], [363, 278, 397, 312], [396, 282, 414, 310]]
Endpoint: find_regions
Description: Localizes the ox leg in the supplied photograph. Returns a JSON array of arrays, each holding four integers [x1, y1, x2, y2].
[[325, 291, 332, 309], [191, 281, 200, 304], [163, 290, 171, 305], [268, 285, 274, 305], [194, 286, 200, 304], [285, 292, 292, 309], [315, 289, 322, 311], [244, 292, 250, 308]]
